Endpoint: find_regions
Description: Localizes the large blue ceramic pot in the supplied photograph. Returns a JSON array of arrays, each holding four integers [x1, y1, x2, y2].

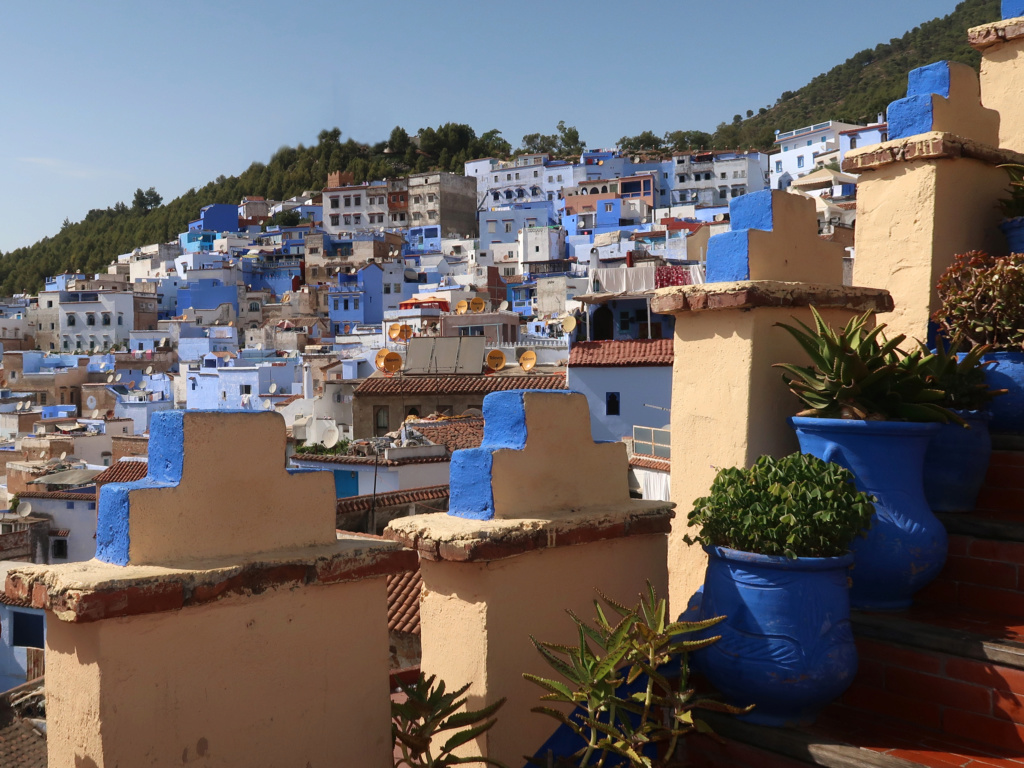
[[694, 546, 857, 727], [923, 410, 992, 512], [790, 417, 945, 611], [983, 351, 1024, 434], [1000, 217, 1024, 254]]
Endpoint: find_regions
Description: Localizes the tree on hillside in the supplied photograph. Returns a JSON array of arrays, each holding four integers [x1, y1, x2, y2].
[[519, 121, 586, 159], [665, 130, 713, 152], [131, 187, 162, 214], [389, 126, 411, 155], [617, 131, 666, 154]]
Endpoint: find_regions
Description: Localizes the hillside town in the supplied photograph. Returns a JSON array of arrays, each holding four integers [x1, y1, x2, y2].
[[11, 1, 1024, 764]]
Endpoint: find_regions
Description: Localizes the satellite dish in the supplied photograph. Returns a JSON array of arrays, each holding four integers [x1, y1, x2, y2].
[[383, 351, 403, 373], [17, 501, 32, 518], [255, 343, 263, 351], [106, 373, 114, 383], [269, 382, 278, 394], [519, 350, 537, 372], [15, 401, 23, 412], [145, 365, 154, 375], [263, 399, 273, 410], [388, 323, 402, 340], [86, 395, 97, 409], [38, 451, 45, 459], [139, 381, 148, 390], [456, 300, 469, 315], [562, 316, 578, 333], [228, 321, 235, 327], [470, 297, 486, 313], [398, 324, 413, 341], [322, 423, 340, 449], [486, 349, 506, 371], [160, 338, 169, 347], [498, 300, 509, 311], [375, 349, 390, 371], [60, 451, 67, 460], [282, 292, 293, 303], [91, 409, 100, 419], [115, 373, 123, 382]]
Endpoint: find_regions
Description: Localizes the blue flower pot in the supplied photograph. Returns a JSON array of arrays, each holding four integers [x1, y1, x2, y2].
[[1000, 217, 1024, 254], [790, 417, 946, 611], [694, 546, 857, 727], [983, 351, 1024, 434], [923, 411, 992, 512]]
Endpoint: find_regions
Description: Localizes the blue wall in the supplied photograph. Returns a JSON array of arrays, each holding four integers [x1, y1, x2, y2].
[[568, 366, 672, 443], [176, 280, 238, 315]]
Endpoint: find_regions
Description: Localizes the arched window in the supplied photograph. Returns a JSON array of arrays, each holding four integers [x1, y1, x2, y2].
[[86, 314, 96, 326], [492, 192, 500, 201], [67, 314, 76, 327], [504, 190, 513, 200], [249, 302, 260, 312], [601, 185, 608, 194], [117, 315, 123, 326], [101, 314, 111, 326]]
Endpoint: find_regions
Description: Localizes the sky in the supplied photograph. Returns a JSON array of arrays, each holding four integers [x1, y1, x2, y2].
[[0, 0, 968, 254]]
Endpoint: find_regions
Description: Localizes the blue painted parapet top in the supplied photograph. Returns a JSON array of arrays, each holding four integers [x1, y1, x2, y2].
[[1005, 0, 1024, 20], [705, 190, 774, 283], [887, 62, 953, 140]]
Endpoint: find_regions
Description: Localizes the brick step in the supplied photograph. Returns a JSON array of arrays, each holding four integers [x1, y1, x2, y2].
[[687, 707, 1024, 768], [973, 450, 1024, 513]]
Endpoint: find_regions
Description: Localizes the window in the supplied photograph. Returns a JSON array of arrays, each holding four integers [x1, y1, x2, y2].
[[240, 384, 251, 395], [353, 214, 361, 224], [66, 501, 75, 510], [117, 315, 123, 325], [775, 161, 782, 173], [797, 156, 805, 169], [249, 301, 260, 312], [330, 214, 340, 226], [393, 283, 401, 293], [354, 195, 361, 206], [618, 311, 630, 332], [46, 300, 52, 308], [343, 299, 349, 311], [52, 538, 68, 560], [344, 196, 351, 207], [533, 170, 539, 177], [413, 195, 422, 204], [850, 137, 858, 150], [807, 139, 813, 146], [504, 221, 513, 233], [604, 203, 613, 213], [374, 405, 390, 435], [330, 197, 339, 209], [12, 611, 44, 648], [720, 173, 727, 179], [67, 314, 76, 327], [427, 194, 435, 202], [719, 188, 728, 199], [354, 298, 360, 310], [487, 221, 496, 233], [605, 392, 620, 417]]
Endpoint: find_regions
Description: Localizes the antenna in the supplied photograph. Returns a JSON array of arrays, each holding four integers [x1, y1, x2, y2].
[[269, 382, 278, 394], [17, 501, 32, 518], [322, 423, 340, 449], [456, 300, 469, 315], [562, 316, 578, 333], [498, 300, 509, 311], [470, 297, 486, 313], [388, 323, 402, 341], [145, 365, 154, 375], [375, 349, 390, 371], [383, 351, 403, 373], [486, 349, 506, 371], [106, 373, 115, 383], [519, 350, 537, 372]]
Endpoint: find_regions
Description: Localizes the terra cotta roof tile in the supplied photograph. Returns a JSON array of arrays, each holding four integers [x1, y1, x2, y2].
[[569, 339, 673, 367]]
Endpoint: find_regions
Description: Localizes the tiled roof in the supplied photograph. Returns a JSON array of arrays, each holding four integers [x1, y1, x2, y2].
[[18, 491, 95, 502], [387, 569, 421, 634], [503, 275, 527, 284], [836, 202, 858, 210], [569, 339, 674, 367], [630, 454, 671, 472], [49, 529, 70, 538], [91, 459, 148, 486], [355, 373, 566, 396], [337, 485, 450, 515], [410, 418, 484, 452], [299, 453, 449, 467], [0, 710, 46, 767]]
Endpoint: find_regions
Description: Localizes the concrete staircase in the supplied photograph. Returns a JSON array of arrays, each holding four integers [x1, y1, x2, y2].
[[684, 450, 1024, 768]]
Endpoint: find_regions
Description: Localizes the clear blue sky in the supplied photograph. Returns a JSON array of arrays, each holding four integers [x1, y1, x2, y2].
[[0, 0, 969, 253]]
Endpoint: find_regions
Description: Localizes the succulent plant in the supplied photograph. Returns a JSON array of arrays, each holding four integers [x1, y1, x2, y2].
[[774, 307, 961, 423], [933, 250, 1024, 351], [916, 336, 1006, 412], [686, 453, 875, 560]]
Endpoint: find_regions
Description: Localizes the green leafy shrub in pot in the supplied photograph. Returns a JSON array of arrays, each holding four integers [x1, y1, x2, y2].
[[932, 250, 1024, 351], [774, 306, 960, 424], [685, 453, 875, 559], [997, 163, 1024, 220]]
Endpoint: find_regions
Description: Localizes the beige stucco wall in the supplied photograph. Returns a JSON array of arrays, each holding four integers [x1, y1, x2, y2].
[[852, 157, 1006, 343], [981, 37, 1024, 153], [666, 305, 863, 611], [126, 411, 337, 564], [931, 62, 1000, 147], [746, 193, 846, 285], [419, 534, 668, 766], [45, 577, 393, 768]]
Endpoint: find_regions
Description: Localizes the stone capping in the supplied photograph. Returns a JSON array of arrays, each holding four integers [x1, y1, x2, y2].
[[842, 131, 1024, 174], [650, 281, 893, 316], [969, 18, 1024, 50], [4, 537, 415, 624], [383, 501, 674, 563]]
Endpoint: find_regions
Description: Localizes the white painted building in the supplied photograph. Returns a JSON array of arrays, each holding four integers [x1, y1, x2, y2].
[[770, 121, 863, 190], [56, 291, 135, 352], [323, 183, 390, 236], [671, 151, 770, 207]]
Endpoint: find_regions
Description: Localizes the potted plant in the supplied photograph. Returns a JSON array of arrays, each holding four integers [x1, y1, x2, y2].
[[997, 164, 1024, 253], [775, 307, 958, 611], [684, 453, 873, 727], [934, 249, 1024, 434], [918, 338, 1005, 512]]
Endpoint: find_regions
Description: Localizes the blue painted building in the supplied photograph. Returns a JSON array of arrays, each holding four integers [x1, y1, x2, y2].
[[188, 204, 239, 233], [176, 279, 239, 316], [478, 201, 558, 247], [404, 226, 442, 255], [43, 273, 85, 292], [240, 254, 303, 298]]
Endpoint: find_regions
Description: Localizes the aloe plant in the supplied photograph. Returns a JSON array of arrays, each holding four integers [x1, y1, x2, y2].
[[525, 583, 746, 768], [917, 336, 1006, 412], [392, 672, 508, 768], [774, 306, 961, 423]]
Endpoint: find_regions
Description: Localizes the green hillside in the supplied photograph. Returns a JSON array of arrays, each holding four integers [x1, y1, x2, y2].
[[0, 0, 1002, 294]]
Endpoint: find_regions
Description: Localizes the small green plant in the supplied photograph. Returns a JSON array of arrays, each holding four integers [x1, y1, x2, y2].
[[997, 164, 1024, 220], [774, 306, 960, 423], [525, 583, 745, 768], [685, 453, 875, 559], [917, 337, 1006, 412], [392, 672, 507, 768], [933, 250, 1024, 351], [294, 439, 350, 456]]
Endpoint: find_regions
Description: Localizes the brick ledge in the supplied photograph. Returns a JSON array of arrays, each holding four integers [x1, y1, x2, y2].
[[5, 538, 415, 623], [969, 17, 1024, 51], [383, 502, 674, 563], [842, 131, 1024, 174], [650, 281, 893, 316]]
